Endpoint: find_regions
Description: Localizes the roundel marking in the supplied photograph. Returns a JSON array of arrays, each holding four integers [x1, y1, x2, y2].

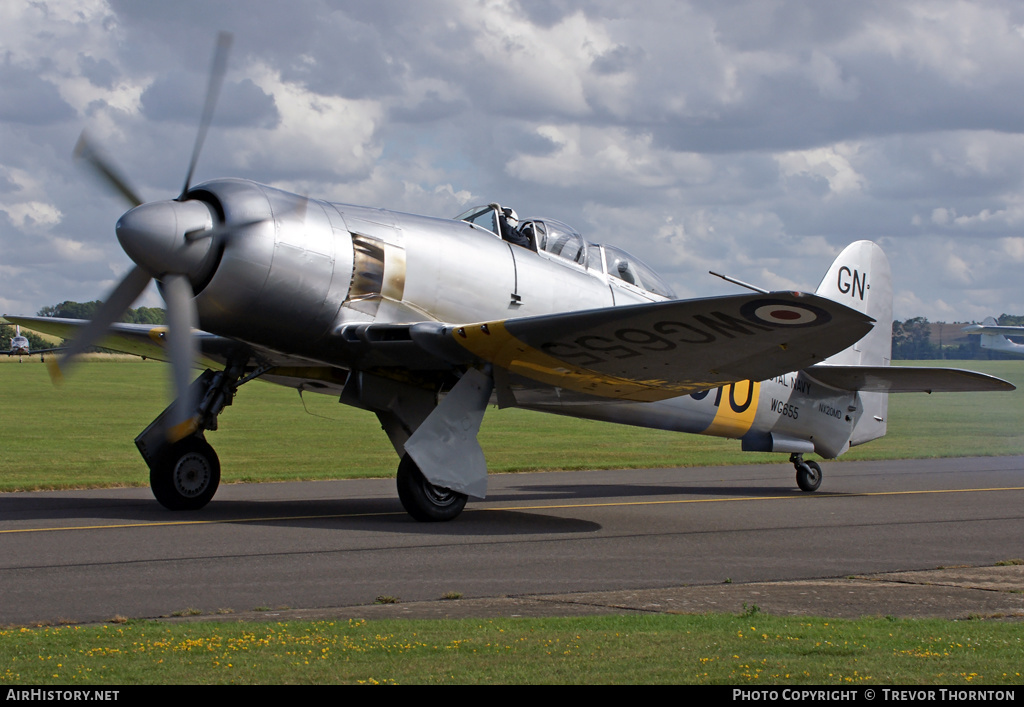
[[740, 298, 832, 328]]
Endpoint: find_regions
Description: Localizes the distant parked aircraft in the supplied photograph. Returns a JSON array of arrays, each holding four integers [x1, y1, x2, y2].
[[5, 325, 61, 362], [962, 317, 1024, 355]]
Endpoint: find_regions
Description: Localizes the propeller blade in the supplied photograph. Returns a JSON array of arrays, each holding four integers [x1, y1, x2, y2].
[[73, 133, 144, 208], [183, 215, 267, 243], [184, 194, 309, 243], [162, 274, 201, 442], [180, 31, 233, 199], [48, 265, 152, 383]]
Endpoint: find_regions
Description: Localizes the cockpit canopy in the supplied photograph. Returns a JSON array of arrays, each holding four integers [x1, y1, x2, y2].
[[455, 205, 502, 236], [455, 205, 675, 299], [599, 244, 676, 298], [520, 218, 586, 265]]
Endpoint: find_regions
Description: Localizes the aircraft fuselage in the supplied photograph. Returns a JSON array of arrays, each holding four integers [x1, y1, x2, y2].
[[187, 179, 663, 364], [174, 179, 862, 460]]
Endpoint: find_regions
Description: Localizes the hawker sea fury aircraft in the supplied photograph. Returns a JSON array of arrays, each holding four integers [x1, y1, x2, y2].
[[962, 318, 1024, 355], [5, 34, 1013, 521]]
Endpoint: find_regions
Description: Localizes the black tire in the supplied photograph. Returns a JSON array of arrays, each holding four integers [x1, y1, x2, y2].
[[796, 460, 822, 492], [150, 436, 220, 511], [396, 454, 467, 522]]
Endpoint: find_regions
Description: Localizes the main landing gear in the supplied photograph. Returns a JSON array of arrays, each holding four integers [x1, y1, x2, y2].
[[790, 453, 822, 492], [396, 454, 468, 522], [136, 361, 258, 511]]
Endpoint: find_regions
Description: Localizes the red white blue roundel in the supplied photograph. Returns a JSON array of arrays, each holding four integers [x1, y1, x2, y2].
[[740, 298, 832, 328]]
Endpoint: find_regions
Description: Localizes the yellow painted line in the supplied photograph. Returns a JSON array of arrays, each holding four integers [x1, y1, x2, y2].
[[484, 486, 1024, 513], [3, 486, 1022, 535], [0, 511, 404, 534], [485, 487, 1024, 510]]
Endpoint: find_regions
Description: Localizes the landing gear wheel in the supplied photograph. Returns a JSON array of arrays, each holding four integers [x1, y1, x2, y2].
[[150, 436, 220, 510], [796, 460, 822, 492], [396, 454, 467, 522]]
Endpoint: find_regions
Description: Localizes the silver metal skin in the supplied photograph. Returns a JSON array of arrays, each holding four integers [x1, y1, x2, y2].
[[185, 180, 664, 359]]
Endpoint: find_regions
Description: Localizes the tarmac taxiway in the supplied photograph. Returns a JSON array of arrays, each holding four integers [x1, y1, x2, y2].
[[1, 456, 1022, 626]]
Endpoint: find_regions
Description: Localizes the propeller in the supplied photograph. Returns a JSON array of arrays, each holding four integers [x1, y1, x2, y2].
[[56, 32, 235, 443]]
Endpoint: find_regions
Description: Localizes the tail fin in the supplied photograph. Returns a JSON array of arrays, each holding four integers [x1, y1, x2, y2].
[[814, 240, 892, 366], [814, 240, 892, 445], [977, 317, 1004, 352]]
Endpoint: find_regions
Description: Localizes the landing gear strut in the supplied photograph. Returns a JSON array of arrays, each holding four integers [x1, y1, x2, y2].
[[137, 360, 259, 510], [791, 453, 822, 492], [396, 454, 467, 522]]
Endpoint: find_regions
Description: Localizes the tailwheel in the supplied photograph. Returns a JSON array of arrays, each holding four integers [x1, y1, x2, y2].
[[150, 436, 221, 510], [795, 459, 822, 492], [396, 454, 467, 522]]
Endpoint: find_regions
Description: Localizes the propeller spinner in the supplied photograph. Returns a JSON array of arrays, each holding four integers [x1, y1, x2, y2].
[[56, 32, 235, 442]]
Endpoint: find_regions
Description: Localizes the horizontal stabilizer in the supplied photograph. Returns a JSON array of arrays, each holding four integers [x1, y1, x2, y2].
[[804, 365, 1015, 393], [962, 323, 1024, 336]]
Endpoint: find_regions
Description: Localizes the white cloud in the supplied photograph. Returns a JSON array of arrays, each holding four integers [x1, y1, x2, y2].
[[232, 62, 384, 179], [507, 124, 713, 190], [776, 144, 866, 197]]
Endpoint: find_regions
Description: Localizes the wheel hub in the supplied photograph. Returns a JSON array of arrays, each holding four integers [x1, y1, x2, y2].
[[422, 481, 459, 507], [173, 452, 212, 497]]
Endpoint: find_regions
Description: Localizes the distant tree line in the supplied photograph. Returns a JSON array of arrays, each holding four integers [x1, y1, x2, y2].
[[36, 300, 166, 324]]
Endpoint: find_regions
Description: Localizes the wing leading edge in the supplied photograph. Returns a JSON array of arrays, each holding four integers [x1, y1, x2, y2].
[[5, 316, 246, 369]]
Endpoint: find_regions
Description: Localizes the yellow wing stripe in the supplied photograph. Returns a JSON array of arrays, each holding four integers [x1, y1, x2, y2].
[[453, 322, 724, 402]]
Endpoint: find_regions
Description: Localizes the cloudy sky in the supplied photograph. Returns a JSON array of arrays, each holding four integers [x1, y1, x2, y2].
[[3, 0, 1024, 323]]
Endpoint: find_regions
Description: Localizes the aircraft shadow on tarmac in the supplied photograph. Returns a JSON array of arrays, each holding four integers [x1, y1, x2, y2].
[[0, 493, 605, 535], [0, 476, 841, 537]]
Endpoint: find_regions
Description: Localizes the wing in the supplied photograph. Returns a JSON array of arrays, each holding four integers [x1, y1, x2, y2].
[[9, 315, 366, 398], [10, 291, 874, 403], [962, 324, 1024, 337], [804, 364, 1015, 393], [410, 292, 874, 402], [6, 316, 240, 366]]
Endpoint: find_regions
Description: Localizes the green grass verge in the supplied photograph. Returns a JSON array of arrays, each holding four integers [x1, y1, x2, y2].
[[2, 359, 1022, 491], [2, 613, 1021, 685]]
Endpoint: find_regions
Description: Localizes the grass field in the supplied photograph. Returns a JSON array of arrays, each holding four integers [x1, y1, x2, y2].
[[2, 613, 1022, 685], [1, 358, 1022, 491]]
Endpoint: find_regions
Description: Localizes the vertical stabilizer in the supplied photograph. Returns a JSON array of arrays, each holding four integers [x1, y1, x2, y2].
[[814, 240, 892, 445], [978, 317, 1005, 352], [814, 240, 892, 366]]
